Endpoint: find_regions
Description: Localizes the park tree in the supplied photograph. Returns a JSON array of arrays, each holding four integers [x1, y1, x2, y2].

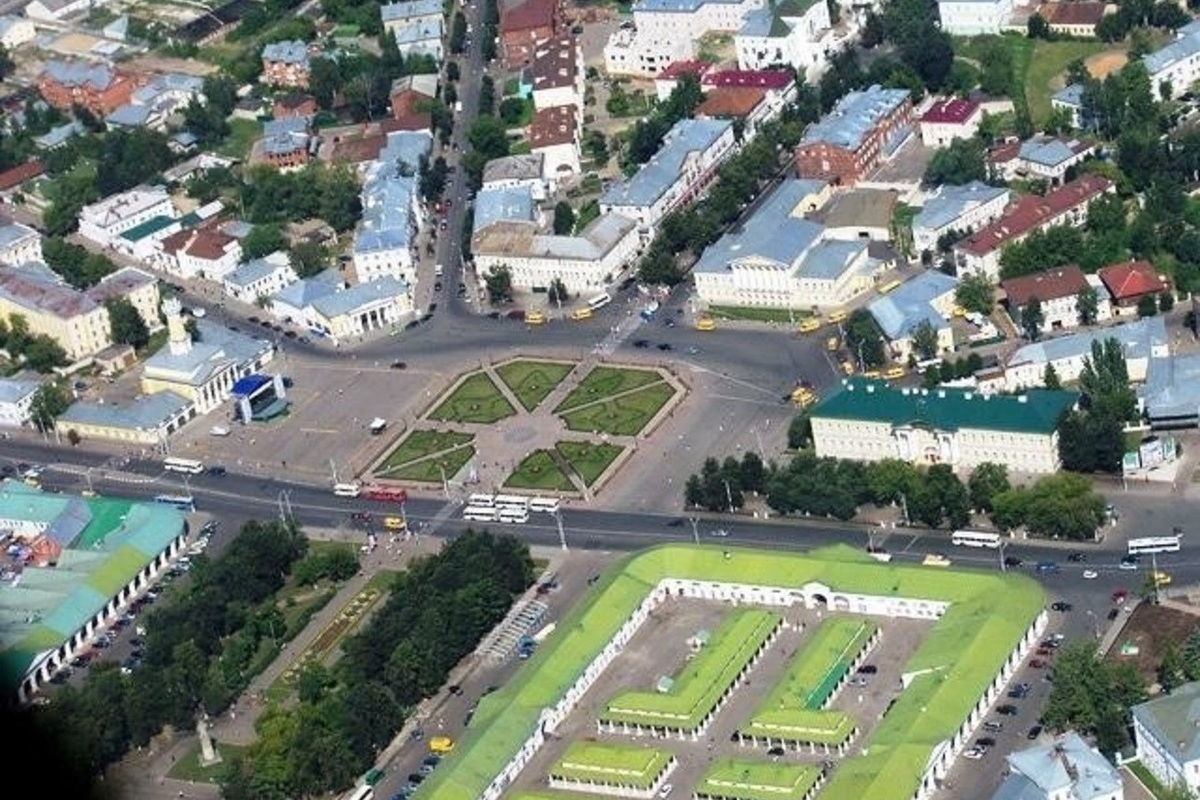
[[978, 37, 1016, 95], [1076, 286, 1100, 325], [865, 458, 921, 506], [29, 382, 71, 431], [968, 462, 1009, 512], [787, 413, 812, 449], [1138, 293, 1159, 317], [547, 277, 569, 305], [1027, 12, 1050, 39], [1079, 337, 1138, 422], [740, 451, 766, 494], [1043, 363, 1062, 389], [241, 225, 288, 261], [1020, 298, 1045, 340], [105, 297, 150, 349], [553, 201, 576, 235], [484, 264, 513, 304], [911, 319, 940, 360], [1042, 640, 1146, 757], [844, 309, 886, 369], [289, 241, 329, 279], [22, 336, 68, 373], [954, 272, 994, 315], [1160, 291, 1176, 313], [923, 137, 987, 186]]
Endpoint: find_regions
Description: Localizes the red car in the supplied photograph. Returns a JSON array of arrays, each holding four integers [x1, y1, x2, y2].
[[1112, 589, 1129, 604], [1036, 647, 1052, 656], [1030, 658, 1047, 668]]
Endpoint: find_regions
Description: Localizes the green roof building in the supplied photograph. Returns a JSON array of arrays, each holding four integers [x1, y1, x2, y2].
[[810, 379, 1077, 474], [0, 481, 186, 702]]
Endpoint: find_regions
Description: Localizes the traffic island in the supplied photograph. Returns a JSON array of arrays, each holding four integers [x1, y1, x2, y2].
[[374, 430, 476, 483], [495, 358, 576, 412], [428, 372, 517, 424]]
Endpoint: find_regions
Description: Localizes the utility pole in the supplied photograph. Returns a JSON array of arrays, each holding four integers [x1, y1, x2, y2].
[[553, 509, 567, 551], [689, 517, 700, 545], [724, 480, 734, 514], [998, 540, 1007, 572], [439, 463, 449, 498], [329, 458, 339, 485], [899, 492, 910, 527], [1151, 550, 1160, 604]]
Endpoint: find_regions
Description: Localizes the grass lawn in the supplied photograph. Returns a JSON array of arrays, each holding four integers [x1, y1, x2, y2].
[[429, 372, 516, 424], [557, 440, 623, 486], [509, 140, 532, 155], [707, 305, 810, 322], [218, 118, 262, 160], [391, 445, 475, 483], [1126, 761, 1170, 798], [561, 382, 676, 436], [556, 366, 664, 412], [379, 429, 475, 471], [505, 450, 575, 491], [168, 740, 250, 782], [495, 359, 575, 411], [574, 199, 601, 233]]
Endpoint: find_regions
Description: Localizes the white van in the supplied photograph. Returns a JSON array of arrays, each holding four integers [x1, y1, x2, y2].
[[334, 483, 362, 498], [435, 264, 444, 277], [210, 425, 230, 436]]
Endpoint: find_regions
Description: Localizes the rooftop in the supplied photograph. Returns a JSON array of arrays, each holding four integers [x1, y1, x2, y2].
[[657, 60, 711, 80], [701, 69, 795, 90], [310, 275, 411, 318], [531, 35, 577, 91], [1142, 354, 1200, 421], [1144, 24, 1200, 75], [41, 60, 117, 90], [914, 181, 1009, 233], [0, 266, 98, 319], [472, 212, 637, 262], [868, 271, 957, 339], [390, 73, 438, 99], [1001, 265, 1089, 306], [380, 0, 443, 22], [1132, 682, 1200, 770], [957, 176, 1113, 257], [633, 0, 752, 13], [602, 118, 732, 209], [143, 319, 272, 387], [226, 251, 293, 288], [0, 218, 40, 255], [1007, 315, 1168, 369], [800, 85, 910, 152], [812, 379, 1078, 435], [1041, 1, 1107, 27], [500, 0, 557, 32], [262, 40, 310, 66], [0, 377, 39, 405], [473, 185, 538, 233], [529, 104, 577, 148], [85, 267, 157, 305], [0, 161, 45, 192], [921, 97, 980, 124], [1052, 83, 1085, 107], [1018, 136, 1093, 168], [482, 153, 544, 185], [57, 390, 192, 431], [696, 86, 768, 118], [274, 269, 342, 309], [814, 188, 897, 232], [997, 731, 1121, 800], [1097, 259, 1170, 301]]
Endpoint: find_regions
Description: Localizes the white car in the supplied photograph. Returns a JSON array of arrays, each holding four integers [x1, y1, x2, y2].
[[191, 307, 206, 318], [1119, 560, 1139, 571], [963, 747, 985, 760], [1083, 570, 1098, 579], [659, 785, 674, 798]]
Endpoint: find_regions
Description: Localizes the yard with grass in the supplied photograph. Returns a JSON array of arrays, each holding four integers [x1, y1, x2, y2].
[[378, 429, 475, 472], [390, 444, 475, 483], [707, 305, 811, 323], [556, 366, 664, 412], [218, 118, 263, 160], [168, 740, 250, 783], [495, 359, 575, 411], [504, 450, 575, 491], [560, 382, 676, 436], [556, 440, 624, 486], [429, 372, 516, 424]]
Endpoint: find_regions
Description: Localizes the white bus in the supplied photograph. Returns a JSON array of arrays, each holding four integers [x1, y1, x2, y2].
[[467, 493, 496, 508], [951, 530, 1002, 549], [493, 494, 529, 510], [333, 483, 362, 498], [463, 507, 498, 522], [344, 787, 374, 800], [163, 457, 204, 475], [154, 494, 196, 512], [528, 497, 560, 514], [497, 507, 530, 524], [587, 292, 612, 311], [1128, 535, 1181, 555]]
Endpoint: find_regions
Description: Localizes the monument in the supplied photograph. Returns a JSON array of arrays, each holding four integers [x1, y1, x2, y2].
[[197, 713, 222, 766]]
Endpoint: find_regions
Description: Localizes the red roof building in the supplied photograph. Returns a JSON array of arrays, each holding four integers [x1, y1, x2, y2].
[[702, 69, 794, 90], [37, 62, 143, 116], [272, 93, 317, 120], [1040, 2, 1108, 36], [500, 0, 560, 69], [1097, 260, 1171, 310], [919, 97, 983, 147], [0, 161, 45, 193], [696, 86, 768, 119], [654, 61, 714, 101]]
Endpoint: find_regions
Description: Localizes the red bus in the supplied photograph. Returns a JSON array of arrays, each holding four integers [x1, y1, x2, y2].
[[362, 485, 408, 503]]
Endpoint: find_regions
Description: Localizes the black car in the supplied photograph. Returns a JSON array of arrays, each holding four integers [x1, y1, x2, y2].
[[282, 377, 294, 388], [1051, 601, 1073, 612], [975, 737, 997, 748], [1008, 682, 1030, 698], [997, 704, 1019, 715], [1066, 552, 1086, 562], [448, 685, 463, 695], [1027, 725, 1043, 740], [657, 343, 673, 351], [405, 320, 420, 330], [667, 518, 684, 527], [248, 316, 260, 323], [1003, 556, 1023, 568], [767, 746, 785, 756], [633, 339, 650, 349], [857, 664, 878, 674], [407, 774, 425, 785], [259, 319, 272, 327], [434, 281, 443, 291], [1036, 562, 1061, 574], [487, 311, 501, 319], [207, 465, 227, 476], [390, 361, 407, 370], [1107, 608, 1120, 620], [284, 330, 297, 338]]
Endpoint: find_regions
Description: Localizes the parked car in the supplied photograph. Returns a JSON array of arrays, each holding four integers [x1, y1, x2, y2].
[[1030, 659, 1048, 669], [1051, 601, 1073, 612], [857, 665, 878, 674], [1027, 725, 1043, 740], [963, 747, 985, 760], [997, 704, 1018, 715], [1066, 552, 1086, 562], [1003, 556, 1023, 568], [767, 746, 785, 756]]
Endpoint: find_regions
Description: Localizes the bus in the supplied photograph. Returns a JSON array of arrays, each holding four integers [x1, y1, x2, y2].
[[878, 279, 903, 294], [333, 483, 362, 498], [154, 494, 196, 512], [468, 493, 496, 508], [528, 497, 560, 514], [587, 292, 612, 311], [497, 507, 530, 524], [951, 530, 1002, 549], [1128, 535, 1182, 555], [493, 494, 529, 510], [344, 787, 374, 800], [163, 457, 204, 475], [463, 506, 498, 522]]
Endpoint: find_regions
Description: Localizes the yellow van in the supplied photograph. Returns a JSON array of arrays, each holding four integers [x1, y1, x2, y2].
[[430, 736, 455, 754], [791, 387, 816, 407], [1153, 571, 1172, 587], [883, 366, 906, 380], [862, 370, 881, 379], [695, 317, 716, 331], [570, 307, 593, 321], [826, 309, 847, 324], [952, 305, 967, 318], [383, 516, 407, 531], [798, 318, 821, 334], [526, 310, 547, 325]]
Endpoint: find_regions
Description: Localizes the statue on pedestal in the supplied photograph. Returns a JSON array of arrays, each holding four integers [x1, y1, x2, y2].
[[197, 712, 222, 766]]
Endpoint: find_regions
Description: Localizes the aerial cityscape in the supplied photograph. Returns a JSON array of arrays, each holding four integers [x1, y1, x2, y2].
[[4, 0, 1200, 798]]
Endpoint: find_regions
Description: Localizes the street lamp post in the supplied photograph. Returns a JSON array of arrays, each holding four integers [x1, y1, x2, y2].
[[724, 480, 734, 514], [689, 517, 700, 545], [553, 509, 567, 551], [998, 540, 1007, 572]]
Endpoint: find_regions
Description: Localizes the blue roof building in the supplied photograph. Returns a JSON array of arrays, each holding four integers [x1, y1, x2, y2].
[[473, 185, 538, 234], [262, 40, 310, 67], [867, 271, 958, 358], [912, 181, 1010, 253], [1141, 354, 1200, 428], [1051, 83, 1086, 128], [991, 732, 1121, 800], [34, 121, 83, 150], [800, 85, 910, 151]]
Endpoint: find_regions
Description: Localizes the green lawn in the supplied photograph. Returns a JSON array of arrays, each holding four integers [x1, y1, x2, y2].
[[707, 305, 810, 322], [218, 118, 262, 160], [560, 382, 676, 436], [573, 199, 601, 233], [1126, 761, 1172, 798], [495, 359, 575, 411], [429, 372, 516, 424], [556, 441, 623, 487], [390, 445, 475, 483], [509, 140, 532, 155], [504, 450, 575, 491], [379, 429, 474, 471], [555, 366, 664, 412], [168, 740, 250, 783]]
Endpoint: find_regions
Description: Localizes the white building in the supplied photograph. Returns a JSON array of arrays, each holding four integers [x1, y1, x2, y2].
[[106, 73, 205, 132], [811, 379, 1079, 474], [482, 154, 550, 200], [912, 181, 1010, 255], [867, 271, 959, 363], [307, 276, 414, 344], [24, 0, 97, 21], [531, 35, 584, 116], [692, 179, 878, 310], [530, 106, 582, 182], [1000, 265, 1109, 335], [381, 0, 445, 59], [78, 186, 176, 250], [604, 0, 765, 77], [601, 118, 736, 239], [1002, 316, 1165, 392], [270, 270, 344, 327], [156, 227, 243, 281], [991, 732, 1122, 800], [0, 377, 39, 428], [1145, 19, 1200, 101], [222, 251, 297, 304], [991, 136, 1096, 184], [733, 0, 833, 79], [0, 219, 43, 266], [936, 0, 1014, 35], [352, 130, 431, 286], [0, 15, 36, 49], [1133, 681, 1200, 797], [918, 97, 983, 148]]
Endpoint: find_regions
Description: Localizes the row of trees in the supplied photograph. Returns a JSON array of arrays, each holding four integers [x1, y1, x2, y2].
[[186, 163, 363, 233], [1058, 338, 1140, 474], [1043, 641, 1147, 758], [219, 530, 534, 799], [0, 314, 68, 373]]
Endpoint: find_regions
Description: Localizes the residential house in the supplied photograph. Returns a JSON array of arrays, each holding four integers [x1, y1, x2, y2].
[[157, 227, 242, 280], [501, 0, 559, 68], [990, 731, 1122, 800], [1051, 84, 1086, 129], [482, 153, 550, 200], [223, 251, 297, 304], [351, 130, 431, 286], [529, 105, 582, 181], [306, 276, 414, 344], [867, 270, 959, 362], [531, 35, 584, 117], [936, 0, 1015, 35], [810, 379, 1078, 474], [0, 265, 111, 360], [0, 377, 39, 428], [733, 0, 834, 80], [0, 219, 43, 266], [793, 85, 914, 186], [603, 0, 765, 78], [1145, 20, 1200, 100], [696, 69, 797, 139], [1098, 260, 1171, 315], [25, 0, 99, 22], [272, 93, 318, 120], [37, 61, 142, 116], [380, 0, 444, 59], [0, 16, 36, 49], [85, 267, 163, 334], [257, 117, 314, 170], [912, 181, 1010, 255], [1039, 2, 1108, 37], [990, 136, 1095, 184], [270, 269, 343, 326], [692, 179, 877, 310], [1002, 316, 1165, 391], [918, 97, 983, 147], [953, 176, 1114, 279], [601, 118, 736, 238], [1133, 681, 1200, 795], [389, 74, 438, 119], [0, 161, 46, 198], [1000, 265, 1105, 334], [78, 186, 176, 250], [653, 60, 714, 101], [261, 40, 313, 89]]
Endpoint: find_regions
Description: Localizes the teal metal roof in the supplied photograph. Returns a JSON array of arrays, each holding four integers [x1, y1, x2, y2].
[[811, 379, 1077, 435], [119, 214, 177, 242]]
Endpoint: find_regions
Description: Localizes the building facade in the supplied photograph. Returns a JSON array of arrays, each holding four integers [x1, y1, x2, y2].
[[793, 85, 914, 186], [0, 219, 43, 266], [222, 251, 298, 304], [261, 40, 312, 88], [1000, 265, 1095, 334], [912, 182, 1010, 255], [603, 0, 765, 77], [78, 186, 176, 250], [733, 0, 833, 79], [500, 0, 559, 68], [918, 97, 983, 147], [37, 61, 142, 116], [1133, 682, 1200, 796], [936, 0, 1014, 35]]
